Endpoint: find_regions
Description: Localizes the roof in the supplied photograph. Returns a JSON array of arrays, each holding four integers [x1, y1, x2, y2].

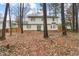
[[28, 16, 58, 18]]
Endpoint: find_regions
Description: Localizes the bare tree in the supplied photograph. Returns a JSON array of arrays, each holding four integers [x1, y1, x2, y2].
[[20, 3, 23, 33], [75, 4, 78, 32], [65, 4, 73, 31], [47, 3, 61, 16], [72, 3, 75, 31], [72, 3, 78, 32], [11, 3, 30, 33], [9, 4, 12, 35], [43, 3, 48, 38], [61, 3, 67, 35], [11, 3, 31, 21], [2, 3, 9, 39]]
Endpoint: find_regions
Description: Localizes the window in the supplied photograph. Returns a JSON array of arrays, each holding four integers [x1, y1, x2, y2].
[[53, 24, 56, 28], [41, 18, 43, 21], [27, 25, 31, 29], [51, 23, 56, 29], [23, 21, 28, 25], [31, 18, 35, 21], [37, 25, 41, 31], [52, 18, 55, 21], [51, 25, 52, 28]]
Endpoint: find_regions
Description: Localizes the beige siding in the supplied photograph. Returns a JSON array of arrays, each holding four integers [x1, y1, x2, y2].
[[41, 25, 52, 31], [47, 25, 52, 30], [23, 24, 52, 31], [23, 25, 37, 30]]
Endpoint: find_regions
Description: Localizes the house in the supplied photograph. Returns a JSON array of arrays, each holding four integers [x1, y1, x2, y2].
[[0, 20, 9, 29], [0, 20, 18, 33], [23, 16, 59, 31], [0, 16, 59, 32]]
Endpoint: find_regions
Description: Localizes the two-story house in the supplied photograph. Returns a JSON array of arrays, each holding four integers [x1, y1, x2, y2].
[[23, 16, 59, 31], [0, 15, 59, 32]]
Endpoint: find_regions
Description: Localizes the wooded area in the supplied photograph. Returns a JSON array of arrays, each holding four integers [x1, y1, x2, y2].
[[0, 3, 79, 56]]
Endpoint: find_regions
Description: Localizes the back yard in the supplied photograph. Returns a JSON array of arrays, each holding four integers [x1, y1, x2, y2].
[[0, 31, 79, 56]]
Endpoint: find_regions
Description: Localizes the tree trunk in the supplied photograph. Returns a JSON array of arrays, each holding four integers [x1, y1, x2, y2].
[[72, 3, 78, 32], [20, 3, 23, 33], [54, 4, 57, 17], [61, 3, 67, 35], [75, 4, 78, 32], [72, 3, 75, 31], [21, 3, 24, 33], [9, 4, 12, 36], [43, 3, 48, 38], [1, 3, 9, 40]]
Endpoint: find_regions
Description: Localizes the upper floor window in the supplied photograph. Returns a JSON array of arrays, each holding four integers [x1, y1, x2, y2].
[[31, 18, 35, 21], [41, 18, 43, 21], [52, 18, 55, 21], [23, 21, 28, 25]]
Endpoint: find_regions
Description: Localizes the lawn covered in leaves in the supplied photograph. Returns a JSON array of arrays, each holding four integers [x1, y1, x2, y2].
[[0, 31, 79, 56]]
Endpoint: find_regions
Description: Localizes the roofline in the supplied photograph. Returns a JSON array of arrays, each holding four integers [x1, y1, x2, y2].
[[28, 16, 58, 18]]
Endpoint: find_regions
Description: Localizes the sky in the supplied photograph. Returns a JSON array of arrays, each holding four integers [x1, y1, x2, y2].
[[0, 4, 5, 13], [0, 3, 37, 14], [0, 3, 60, 21], [0, 3, 72, 21], [0, 3, 37, 20]]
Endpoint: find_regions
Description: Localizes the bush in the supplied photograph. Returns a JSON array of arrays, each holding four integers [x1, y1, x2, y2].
[[58, 24, 62, 31]]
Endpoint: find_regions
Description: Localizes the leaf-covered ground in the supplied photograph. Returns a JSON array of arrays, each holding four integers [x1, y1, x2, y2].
[[0, 31, 79, 56]]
